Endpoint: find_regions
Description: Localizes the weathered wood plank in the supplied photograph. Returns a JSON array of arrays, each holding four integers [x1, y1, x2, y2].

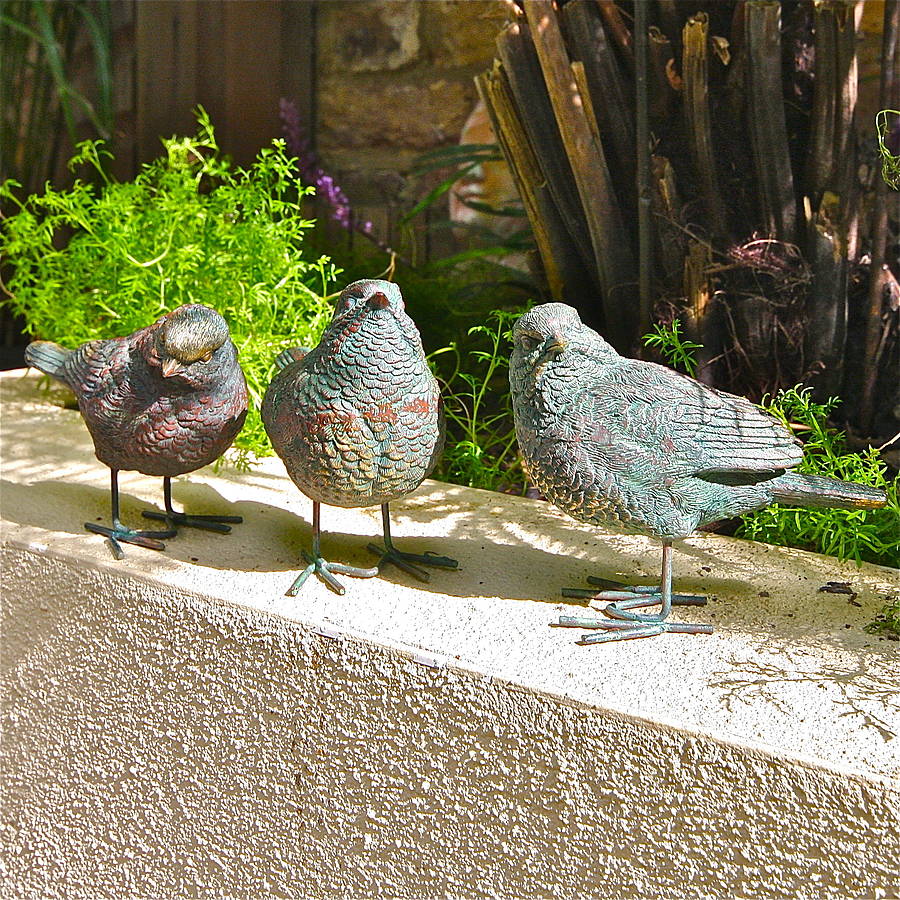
[[135, 0, 199, 164], [523, 0, 635, 349], [745, 1, 797, 243], [682, 12, 729, 243]]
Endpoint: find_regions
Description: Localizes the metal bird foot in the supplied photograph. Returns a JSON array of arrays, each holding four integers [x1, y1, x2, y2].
[[556, 615, 713, 643], [141, 476, 242, 534], [287, 552, 379, 597], [557, 544, 713, 643], [366, 543, 458, 582], [562, 578, 708, 609], [559, 580, 712, 641], [85, 520, 175, 560]]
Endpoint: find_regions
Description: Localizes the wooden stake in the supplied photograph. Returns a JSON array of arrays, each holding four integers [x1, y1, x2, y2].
[[746, 1, 797, 243], [523, 0, 636, 349], [683, 13, 729, 243]]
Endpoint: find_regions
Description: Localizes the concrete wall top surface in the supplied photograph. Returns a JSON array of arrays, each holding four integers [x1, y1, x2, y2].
[[3, 369, 898, 781]]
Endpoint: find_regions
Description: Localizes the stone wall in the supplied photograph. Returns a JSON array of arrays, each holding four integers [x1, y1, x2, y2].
[[314, 0, 511, 211]]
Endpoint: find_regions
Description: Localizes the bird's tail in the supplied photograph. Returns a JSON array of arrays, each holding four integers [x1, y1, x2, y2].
[[24, 340, 72, 381], [770, 472, 887, 510], [274, 346, 310, 371]]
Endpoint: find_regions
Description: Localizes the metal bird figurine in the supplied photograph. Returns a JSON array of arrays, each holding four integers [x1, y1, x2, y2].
[[509, 303, 887, 643], [262, 279, 458, 595], [25, 304, 248, 558]]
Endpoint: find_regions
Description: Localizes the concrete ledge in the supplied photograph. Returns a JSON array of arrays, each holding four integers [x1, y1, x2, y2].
[[2, 369, 899, 898]]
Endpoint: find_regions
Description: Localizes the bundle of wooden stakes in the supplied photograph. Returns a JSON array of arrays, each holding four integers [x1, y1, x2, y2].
[[476, 0, 897, 436]]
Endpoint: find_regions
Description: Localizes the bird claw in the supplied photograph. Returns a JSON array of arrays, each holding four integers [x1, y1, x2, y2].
[[85, 521, 173, 558], [286, 552, 379, 597], [366, 543, 458, 583], [142, 509, 241, 534], [578, 621, 713, 643], [563, 579, 707, 609], [555, 615, 713, 642], [556, 576, 712, 642]]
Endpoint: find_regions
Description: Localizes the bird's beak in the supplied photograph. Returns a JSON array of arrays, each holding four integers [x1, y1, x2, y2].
[[543, 333, 567, 355], [161, 357, 185, 378], [367, 291, 391, 310]]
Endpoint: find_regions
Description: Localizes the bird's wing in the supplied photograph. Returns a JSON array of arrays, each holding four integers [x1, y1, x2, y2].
[[577, 356, 803, 477], [61, 337, 131, 399]]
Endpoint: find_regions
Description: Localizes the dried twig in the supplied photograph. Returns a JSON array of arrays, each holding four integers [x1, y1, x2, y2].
[[524, 0, 635, 348], [860, 0, 898, 432]]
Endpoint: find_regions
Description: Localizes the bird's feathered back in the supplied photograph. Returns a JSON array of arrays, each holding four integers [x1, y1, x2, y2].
[[24, 305, 248, 476], [509, 303, 883, 541]]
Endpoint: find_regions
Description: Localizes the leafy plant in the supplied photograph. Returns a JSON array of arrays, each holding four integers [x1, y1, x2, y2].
[[735, 388, 900, 568], [430, 308, 527, 492], [1, 108, 340, 466], [642, 318, 703, 376], [1, 0, 113, 196], [402, 142, 534, 271], [864, 596, 900, 640], [403, 142, 508, 227]]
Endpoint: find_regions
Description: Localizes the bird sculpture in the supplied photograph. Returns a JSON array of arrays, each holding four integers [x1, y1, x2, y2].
[[262, 278, 457, 595], [25, 304, 248, 559], [509, 303, 887, 643]]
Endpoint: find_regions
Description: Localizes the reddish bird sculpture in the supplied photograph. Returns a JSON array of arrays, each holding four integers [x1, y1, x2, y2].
[[25, 304, 248, 558], [262, 279, 457, 595]]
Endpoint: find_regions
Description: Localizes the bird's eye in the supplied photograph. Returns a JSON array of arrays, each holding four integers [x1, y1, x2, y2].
[[199, 350, 213, 363], [520, 335, 540, 351]]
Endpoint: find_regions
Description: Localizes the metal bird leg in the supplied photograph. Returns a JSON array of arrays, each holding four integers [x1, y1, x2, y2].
[[367, 503, 458, 582], [141, 476, 242, 534], [557, 542, 713, 642], [287, 501, 379, 597], [85, 469, 176, 560]]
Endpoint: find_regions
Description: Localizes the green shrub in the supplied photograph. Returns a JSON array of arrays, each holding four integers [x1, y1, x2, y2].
[[735, 388, 900, 568], [1, 108, 339, 466], [642, 318, 702, 376], [430, 308, 527, 492], [865, 596, 900, 640], [876, 109, 900, 190]]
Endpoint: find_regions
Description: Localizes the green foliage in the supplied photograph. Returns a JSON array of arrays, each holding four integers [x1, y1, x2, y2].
[[642, 319, 702, 376], [864, 596, 900, 640], [1, 109, 340, 466], [2, 0, 114, 194], [875, 109, 900, 191], [401, 143, 505, 226], [735, 388, 900, 569], [429, 308, 527, 492], [401, 142, 533, 271]]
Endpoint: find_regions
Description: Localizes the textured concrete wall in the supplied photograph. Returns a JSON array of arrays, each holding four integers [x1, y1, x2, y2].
[[3, 545, 898, 900]]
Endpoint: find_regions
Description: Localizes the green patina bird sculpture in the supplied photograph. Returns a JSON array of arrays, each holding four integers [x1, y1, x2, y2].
[[262, 279, 457, 595], [509, 303, 887, 643], [25, 304, 248, 559]]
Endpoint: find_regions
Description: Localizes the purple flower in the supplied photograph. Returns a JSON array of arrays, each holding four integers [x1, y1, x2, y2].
[[279, 98, 372, 235]]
